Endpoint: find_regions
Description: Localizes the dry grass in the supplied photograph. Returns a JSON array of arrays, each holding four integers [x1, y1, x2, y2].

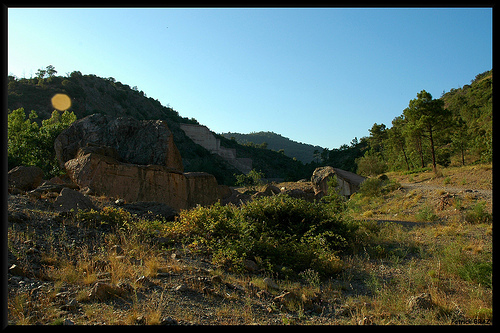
[[7, 163, 492, 325]]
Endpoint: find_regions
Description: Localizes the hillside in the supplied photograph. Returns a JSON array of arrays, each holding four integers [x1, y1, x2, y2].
[[221, 131, 324, 164], [7, 70, 307, 184]]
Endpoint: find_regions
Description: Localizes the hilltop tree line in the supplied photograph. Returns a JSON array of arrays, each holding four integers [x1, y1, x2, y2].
[[313, 70, 492, 176]]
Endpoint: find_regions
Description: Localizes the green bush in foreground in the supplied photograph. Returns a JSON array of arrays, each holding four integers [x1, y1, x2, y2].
[[166, 194, 358, 277]]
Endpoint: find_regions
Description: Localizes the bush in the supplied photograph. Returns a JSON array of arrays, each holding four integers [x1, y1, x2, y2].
[[357, 176, 401, 198], [234, 169, 265, 191], [8, 108, 77, 178], [464, 201, 492, 224], [166, 194, 358, 277]]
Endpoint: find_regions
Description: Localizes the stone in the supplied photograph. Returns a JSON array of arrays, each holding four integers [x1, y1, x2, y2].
[[135, 275, 155, 288], [64, 152, 220, 211], [8, 211, 28, 224], [407, 293, 434, 312], [88, 282, 118, 300], [63, 318, 75, 325], [110, 245, 124, 255], [53, 188, 98, 212], [54, 113, 184, 172], [243, 259, 259, 272], [311, 166, 337, 196], [263, 277, 279, 290], [311, 166, 365, 197], [8, 165, 44, 191], [262, 184, 281, 196], [174, 284, 188, 292], [161, 316, 178, 325], [61, 298, 80, 311], [9, 264, 25, 276]]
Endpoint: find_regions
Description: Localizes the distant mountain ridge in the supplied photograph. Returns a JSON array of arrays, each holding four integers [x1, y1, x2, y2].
[[221, 131, 324, 164]]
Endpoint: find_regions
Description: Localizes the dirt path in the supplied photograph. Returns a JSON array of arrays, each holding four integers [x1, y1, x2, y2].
[[400, 182, 493, 201]]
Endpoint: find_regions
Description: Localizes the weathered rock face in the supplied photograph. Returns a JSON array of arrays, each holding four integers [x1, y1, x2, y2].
[[64, 152, 220, 211], [54, 114, 183, 172], [311, 166, 366, 197], [311, 166, 336, 196], [8, 166, 44, 191]]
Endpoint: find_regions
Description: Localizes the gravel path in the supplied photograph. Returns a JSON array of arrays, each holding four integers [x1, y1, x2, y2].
[[400, 182, 492, 201]]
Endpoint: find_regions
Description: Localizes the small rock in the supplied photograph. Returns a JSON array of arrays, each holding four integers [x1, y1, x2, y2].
[[116, 281, 134, 294], [110, 245, 124, 255], [358, 316, 374, 325], [61, 298, 79, 311], [63, 318, 75, 325], [115, 198, 125, 206], [161, 316, 178, 325], [88, 282, 117, 300], [211, 275, 223, 284], [135, 315, 146, 325], [135, 275, 155, 288], [244, 259, 259, 272], [9, 264, 25, 277], [407, 293, 434, 312], [174, 284, 188, 292], [263, 277, 279, 290]]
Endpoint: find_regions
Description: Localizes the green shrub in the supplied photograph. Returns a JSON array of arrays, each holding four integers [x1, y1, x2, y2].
[[357, 176, 401, 198], [8, 108, 77, 178], [415, 205, 438, 222], [234, 169, 265, 191], [166, 194, 357, 277], [464, 201, 492, 224]]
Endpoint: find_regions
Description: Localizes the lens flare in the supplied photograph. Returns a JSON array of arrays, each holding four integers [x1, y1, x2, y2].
[[51, 93, 72, 111]]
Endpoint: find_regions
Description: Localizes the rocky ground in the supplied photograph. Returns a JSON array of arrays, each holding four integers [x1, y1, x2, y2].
[[6, 164, 493, 325], [6, 191, 355, 325]]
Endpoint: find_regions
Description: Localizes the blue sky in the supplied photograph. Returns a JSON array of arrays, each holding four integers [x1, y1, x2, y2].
[[8, 7, 492, 150]]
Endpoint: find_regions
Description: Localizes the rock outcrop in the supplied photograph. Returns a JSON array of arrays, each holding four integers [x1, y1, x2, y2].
[[53, 114, 230, 211], [311, 166, 365, 197], [54, 114, 184, 172], [64, 150, 222, 211]]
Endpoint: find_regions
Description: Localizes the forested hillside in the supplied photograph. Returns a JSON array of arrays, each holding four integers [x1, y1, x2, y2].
[[7, 68, 307, 184], [221, 131, 324, 164], [8, 67, 491, 182], [350, 69, 492, 176]]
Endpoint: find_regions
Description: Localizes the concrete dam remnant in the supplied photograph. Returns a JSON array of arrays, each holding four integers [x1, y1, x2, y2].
[[180, 123, 253, 174]]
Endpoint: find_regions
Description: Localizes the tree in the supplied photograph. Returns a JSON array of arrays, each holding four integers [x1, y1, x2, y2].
[[35, 65, 57, 79], [367, 123, 387, 157], [387, 116, 410, 171], [8, 108, 76, 177], [403, 90, 452, 171], [45, 65, 57, 77], [450, 115, 469, 166]]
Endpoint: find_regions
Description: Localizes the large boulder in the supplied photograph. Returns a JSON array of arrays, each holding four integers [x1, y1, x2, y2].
[[311, 166, 365, 197], [54, 114, 184, 172], [64, 152, 220, 211], [8, 166, 44, 192], [311, 166, 336, 196]]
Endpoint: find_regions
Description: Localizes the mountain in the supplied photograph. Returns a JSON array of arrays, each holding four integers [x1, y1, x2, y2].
[[7, 70, 309, 184], [221, 131, 324, 164]]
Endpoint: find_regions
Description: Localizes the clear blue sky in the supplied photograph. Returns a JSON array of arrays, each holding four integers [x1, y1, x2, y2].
[[8, 7, 492, 150]]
